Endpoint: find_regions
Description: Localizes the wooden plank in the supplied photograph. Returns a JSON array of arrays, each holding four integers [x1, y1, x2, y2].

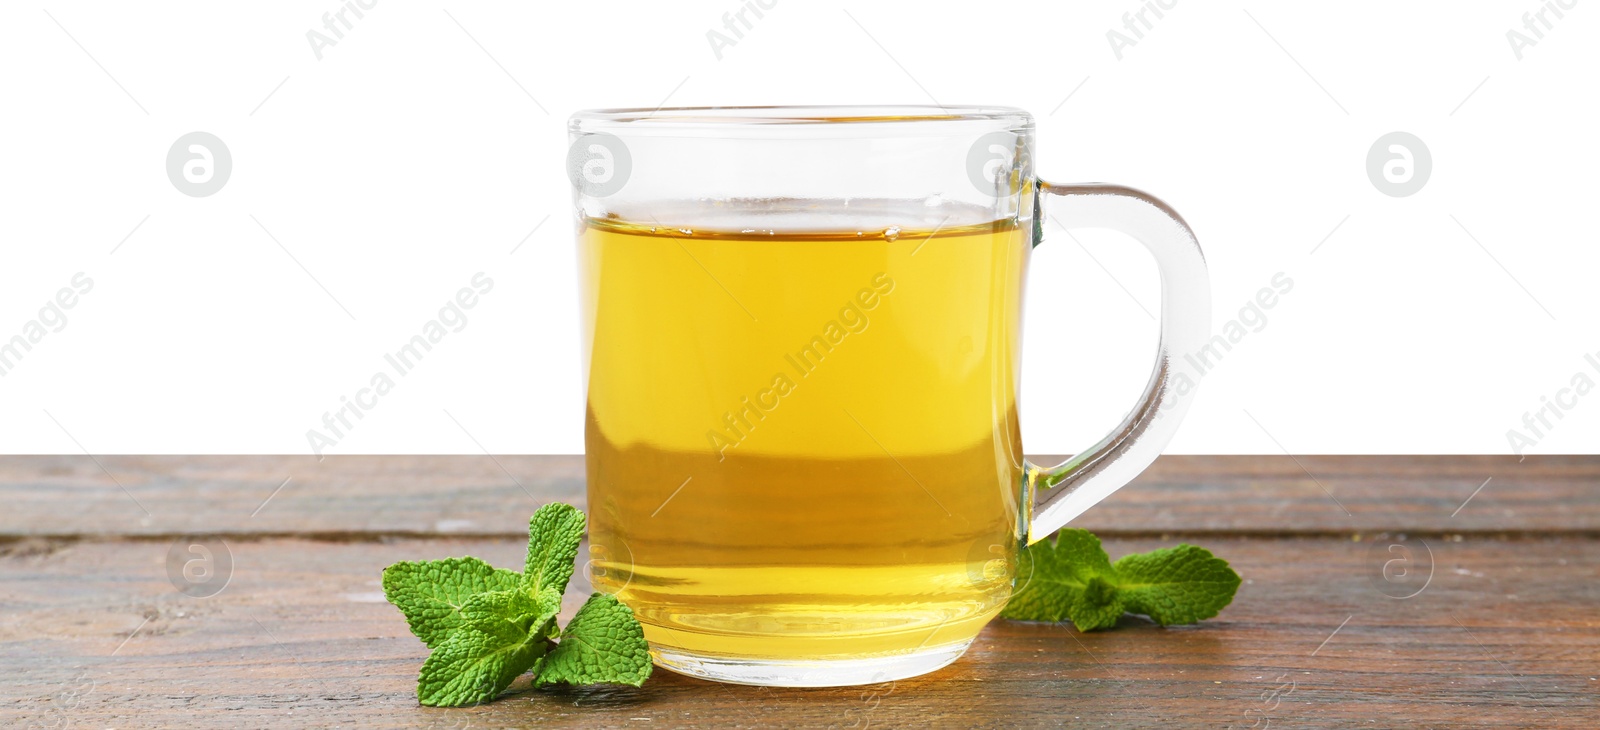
[[0, 455, 1595, 538], [1082, 454, 1600, 534], [0, 455, 586, 538], [3, 535, 1595, 727]]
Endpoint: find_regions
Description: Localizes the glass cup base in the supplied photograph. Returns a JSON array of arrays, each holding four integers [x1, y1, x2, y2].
[[651, 638, 974, 687]]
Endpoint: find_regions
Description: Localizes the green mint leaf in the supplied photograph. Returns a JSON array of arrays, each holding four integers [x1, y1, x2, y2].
[[525, 503, 586, 597], [460, 586, 564, 635], [416, 588, 563, 707], [386, 502, 657, 706], [536, 593, 652, 688], [1114, 544, 1241, 626], [416, 623, 544, 707], [382, 557, 522, 648], [1000, 529, 1125, 631]]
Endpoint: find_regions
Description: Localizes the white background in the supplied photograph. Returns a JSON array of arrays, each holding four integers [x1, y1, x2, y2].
[[2, 1, 1596, 457]]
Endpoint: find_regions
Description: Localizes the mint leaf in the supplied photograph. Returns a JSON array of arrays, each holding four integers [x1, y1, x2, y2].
[[1115, 544, 1241, 626], [383, 557, 522, 648], [999, 529, 1241, 632], [536, 593, 652, 688], [416, 588, 562, 707], [460, 586, 563, 635], [416, 623, 543, 707], [1000, 529, 1124, 631], [384, 502, 655, 707], [525, 503, 586, 596]]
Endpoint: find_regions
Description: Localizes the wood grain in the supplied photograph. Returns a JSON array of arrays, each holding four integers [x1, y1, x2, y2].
[[2, 535, 1594, 728], [1, 455, 1594, 537], [1, 455, 1596, 728]]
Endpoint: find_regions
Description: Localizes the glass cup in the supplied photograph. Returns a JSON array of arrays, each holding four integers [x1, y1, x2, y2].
[[568, 105, 1209, 687]]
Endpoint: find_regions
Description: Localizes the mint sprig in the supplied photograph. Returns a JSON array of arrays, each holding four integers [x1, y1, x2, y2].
[[382, 503, 651, 706], [536, 593, 653, 687], [1000, 528, 1241, 631]]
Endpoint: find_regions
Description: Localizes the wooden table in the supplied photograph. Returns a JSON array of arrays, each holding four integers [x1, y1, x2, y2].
[[4, 455, 1596, 728]]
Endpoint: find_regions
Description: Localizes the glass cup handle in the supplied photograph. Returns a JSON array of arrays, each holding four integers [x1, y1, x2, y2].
[[1025, 182, 1212, 543]]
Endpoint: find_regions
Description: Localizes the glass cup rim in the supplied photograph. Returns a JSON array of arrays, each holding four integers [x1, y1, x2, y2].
[[569, 104, 1034, 133]]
